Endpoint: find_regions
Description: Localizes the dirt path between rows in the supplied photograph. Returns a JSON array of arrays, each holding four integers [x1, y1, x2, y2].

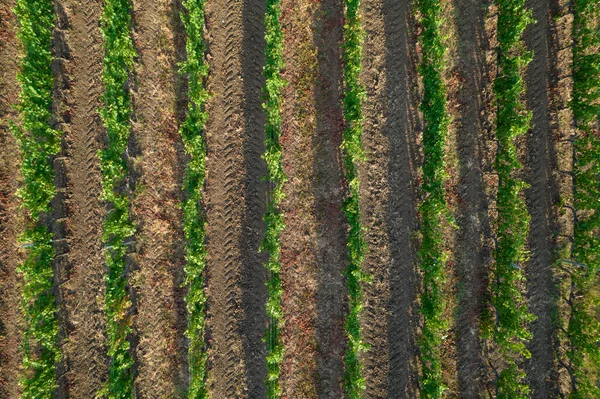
[[452, 0, 493, 396], [278, 0, 320, 396], [56, 0, 108, 396], [129, 0, 188, 396], [311, 0, 348, 397], [523, 0, 560, 396], [359, 0, 422, 397], [203, 0, 267, 395], [0, 3, 24, 397]]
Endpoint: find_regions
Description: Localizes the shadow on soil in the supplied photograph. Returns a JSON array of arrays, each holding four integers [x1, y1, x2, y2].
[[452, 0, 493, 397], [382, 0, 422, 397], [240, 0, 268, 396]]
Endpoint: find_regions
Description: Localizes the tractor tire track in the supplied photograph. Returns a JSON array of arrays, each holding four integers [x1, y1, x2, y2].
[[129, 0, 187, 396], [204, 0, 258, 396], [59, 0, 108, 396], [523, 0, 560, 396], [382, 0, 422, 397], [360, 0, 393, 396], [0, 2, 24, 397], [240, 0, 268, 396]]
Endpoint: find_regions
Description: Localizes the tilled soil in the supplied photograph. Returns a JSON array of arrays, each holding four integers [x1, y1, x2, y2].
[[0, 2, 23, 397], [57, 0, 108, 397], [0, 0, 580, 397], [129, 0, 188, 395]]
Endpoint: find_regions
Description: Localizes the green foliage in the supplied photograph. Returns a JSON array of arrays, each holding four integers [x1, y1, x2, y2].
[[12, 0, 61, 396], [341, 0, 368, 397], [98, 0, 136, 396], [261, 0, 286, 397], [415, 0, 451, 397], [567, 0, 600, 396], [487, 1, 535, 397], [179, 0, 210, 397]]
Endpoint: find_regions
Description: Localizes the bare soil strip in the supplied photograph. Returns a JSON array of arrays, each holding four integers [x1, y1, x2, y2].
[[364, 0, 423, 397], [129, 0, 188, 396], [278, 0, 320, 397], [203, 0, 266, 395], [523, 0, 560, 396], [239, 0, 268, 395], [452, 0, 493, 396], [0, 3, 24, 397], [56, 0, 108, 396], [311, 1, 348, 397], [360, 0, 393, 396]]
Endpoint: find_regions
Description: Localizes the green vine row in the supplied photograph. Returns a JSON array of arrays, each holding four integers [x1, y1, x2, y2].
[[12, 0, 61, 395], [98, 0, 136, 396]]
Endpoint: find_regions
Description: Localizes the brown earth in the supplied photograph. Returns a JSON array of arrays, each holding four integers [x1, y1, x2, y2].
[[202, 0, 268, 396], [55, 0, 109, 397], [278, 0, 320, 397], [0, 2, 24, 398], [128, 0, 188, 396]]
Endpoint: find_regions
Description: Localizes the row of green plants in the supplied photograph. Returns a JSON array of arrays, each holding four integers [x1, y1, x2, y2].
[[12, 0, 61, 396], [567, 0, 600, 396], [484, 1, 535, 397], [98, 0, 137, 396], [179, 0, 211, 397], [341, 0, 368, 397], [415, 0, 451, 397], [261, 0, 286, 396]]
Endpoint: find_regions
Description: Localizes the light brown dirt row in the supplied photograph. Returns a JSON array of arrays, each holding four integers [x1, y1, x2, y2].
[[451, 0, 494, 396], [56, 0, 108, 396], [203, 0, 267, 396], [278, 0, 320, 397], [523, 0, 560, 396], [359, 0, 421, 397], [311, 0, 348, 397], [0, 3, 24, 397], [128, 0, 188, 396]]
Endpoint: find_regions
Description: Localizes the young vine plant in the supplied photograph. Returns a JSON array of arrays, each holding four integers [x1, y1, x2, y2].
[[12, 0, 62, 396]]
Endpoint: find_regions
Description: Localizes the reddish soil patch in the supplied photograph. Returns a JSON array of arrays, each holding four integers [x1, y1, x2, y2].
[[0, 3, 24, 397], [128, 0, 188, 396], [278, 0, 320, 397]]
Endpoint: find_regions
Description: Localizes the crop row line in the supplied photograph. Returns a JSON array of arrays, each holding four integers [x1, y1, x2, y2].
[[567, 0, 600, 396], [261, 0, 286, 396], [484, 1, 535, 397], [340, 0, 368, 397], [179, 0, 211, 397], [97, 0, 137, 396], [414, 0, 451, 397], [12, 0, 62, 396]]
